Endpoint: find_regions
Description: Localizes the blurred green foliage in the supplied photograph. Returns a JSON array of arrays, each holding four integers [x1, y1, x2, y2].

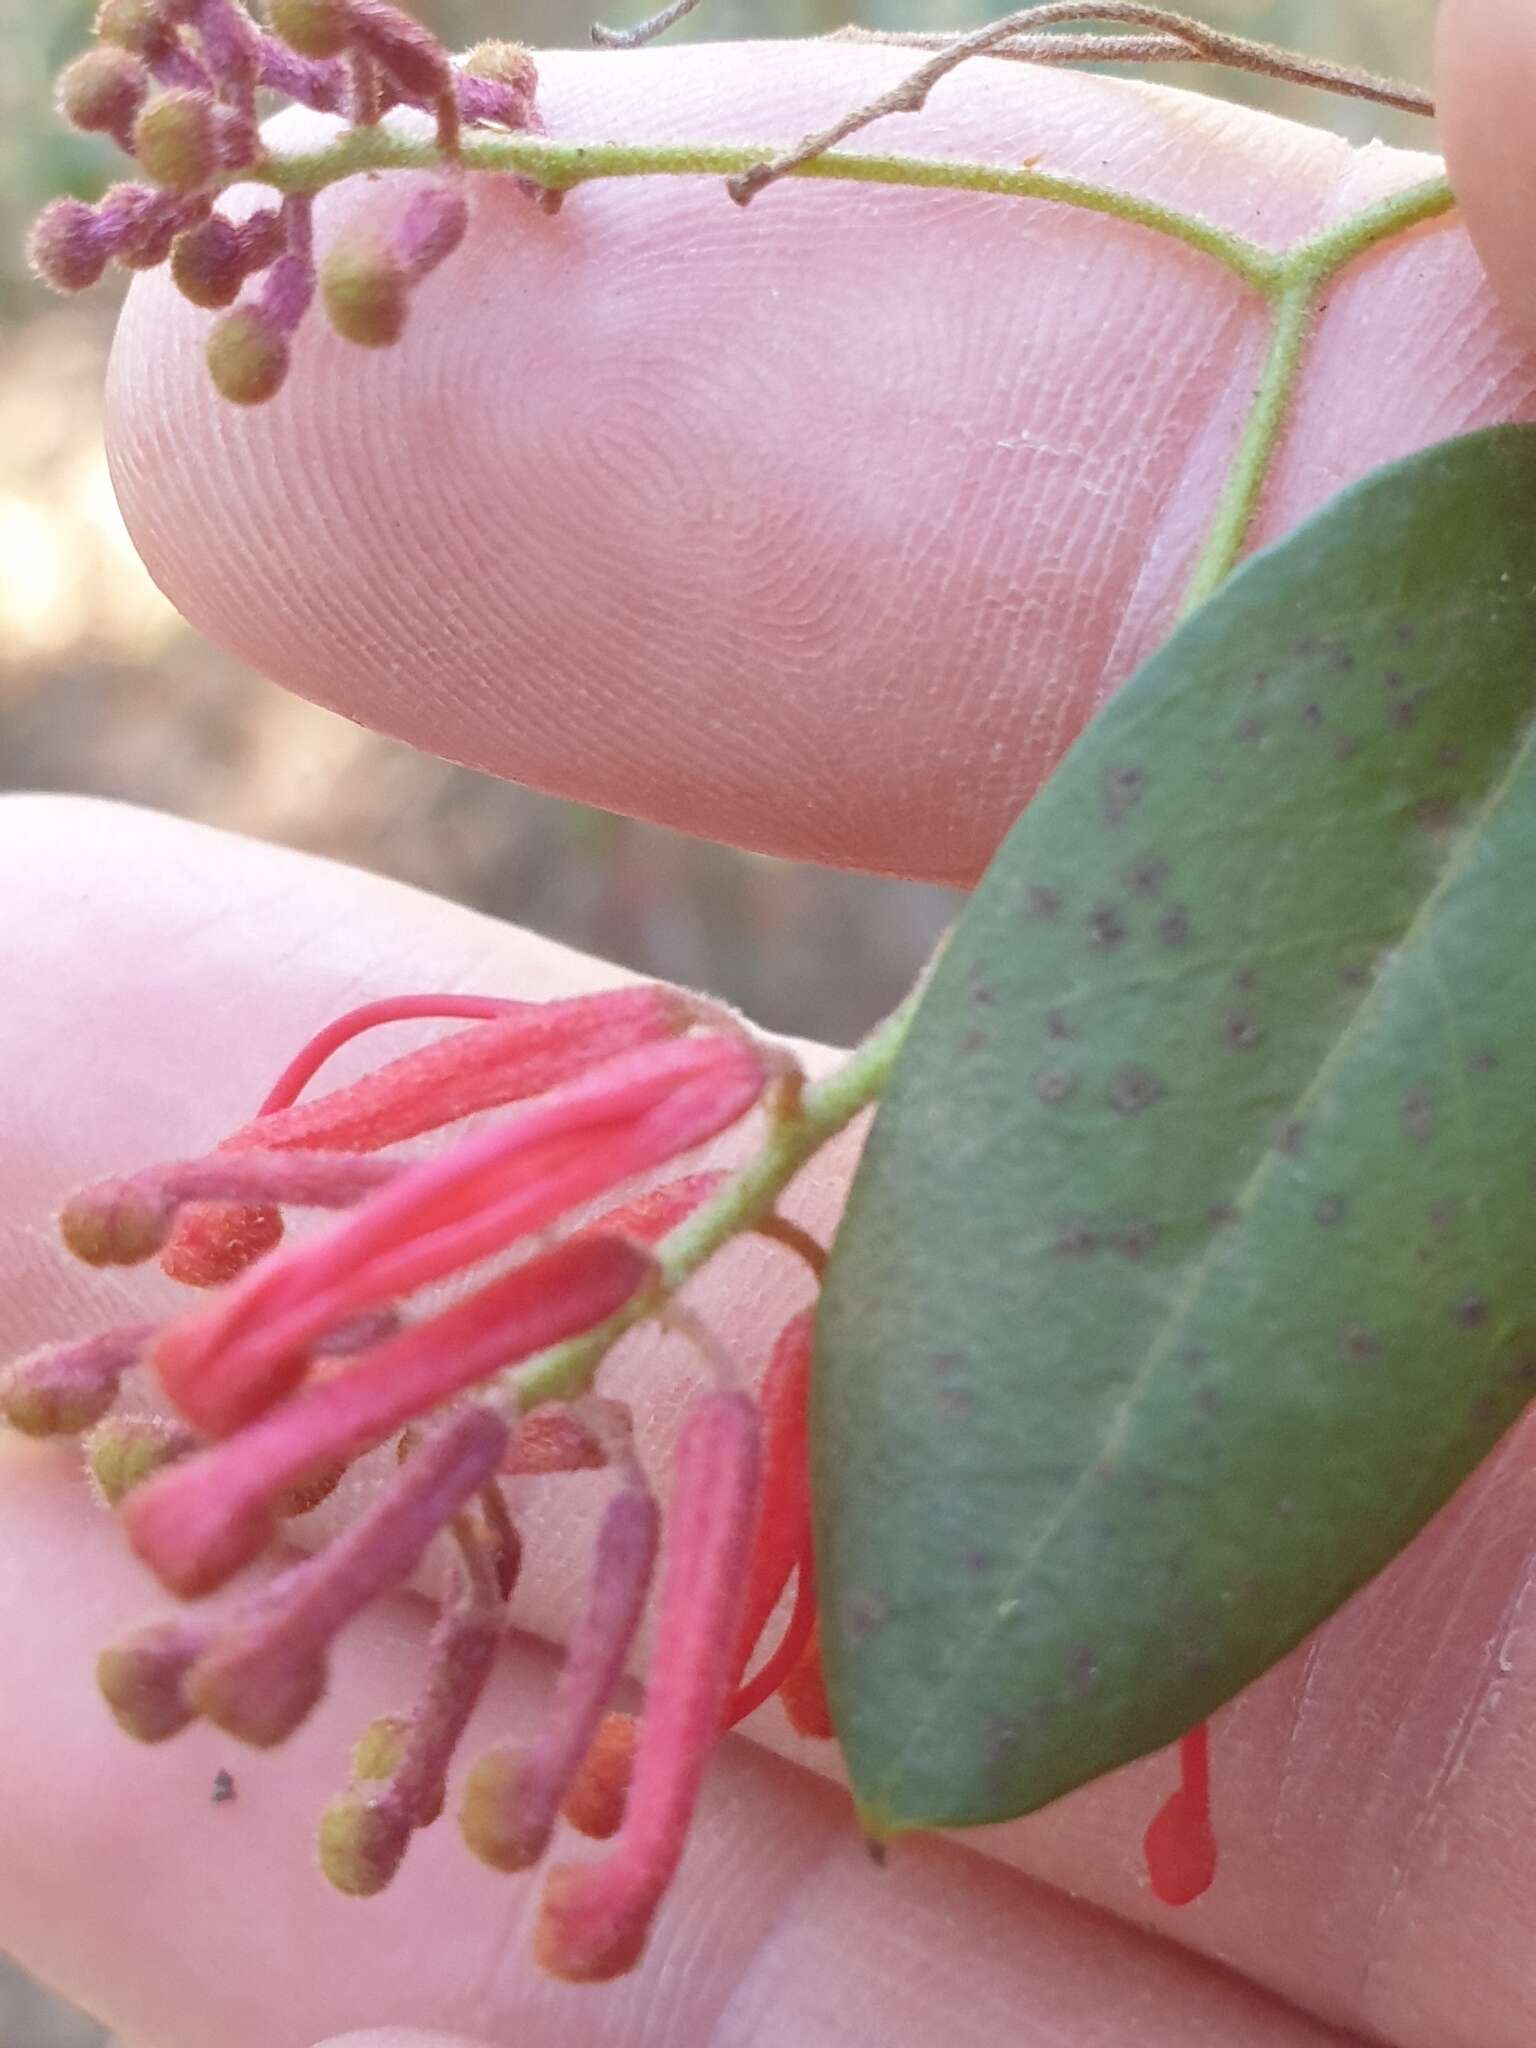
[[1, 1, 1437, 299]]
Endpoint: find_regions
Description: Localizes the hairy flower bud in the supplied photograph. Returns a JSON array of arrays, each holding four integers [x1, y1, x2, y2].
[[461, 39, 537, 99], [57, 47, 148, 143], [171, 214, 249, 309], [1, 1325, 152, 1438], [317, 1793, 409, 1895], [98, 1620, 204, 1743], [134, 88, 219, 191], [87, 1414, 199, 1508], [28, 200, 110, 293], [321, 231, 406, 347], [95, 0, 173, 58], [207, 304, 289, 405], [560, 1711, 636, 1839], [266, 0, 351, 60], [59, 1177, 173, 1267]]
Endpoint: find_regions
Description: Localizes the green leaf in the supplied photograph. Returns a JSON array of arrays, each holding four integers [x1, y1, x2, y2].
[[815, 425, 1536, 1836]]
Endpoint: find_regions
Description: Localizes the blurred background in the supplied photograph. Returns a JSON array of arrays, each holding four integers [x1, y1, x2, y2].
[[0, 2, 1435, 2041]]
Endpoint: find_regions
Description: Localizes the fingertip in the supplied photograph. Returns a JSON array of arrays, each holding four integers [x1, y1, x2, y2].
[[1436, 0, 1536, 339]]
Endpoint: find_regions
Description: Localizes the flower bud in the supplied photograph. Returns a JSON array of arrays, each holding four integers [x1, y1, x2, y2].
[[134, 89, 219, 191], [57, 47, 147, 142], [560, 1711, 636, 1839], [352, 1713, 410, 1782], [207, 305, 289, 405], [87, 1414, 198, 1508], [1, 1326, 150, 1438], [462, 40, 537, 102], [171, 207, 284, 310], [59, 1177, 173, 1267], [95, 0, 172, 58], [317, 1792, 409, 1895], [98, 1620, 202, 1743], [320, 232, 406, 347], [267, 0, 352, 61], [28, 200, 109, 293]]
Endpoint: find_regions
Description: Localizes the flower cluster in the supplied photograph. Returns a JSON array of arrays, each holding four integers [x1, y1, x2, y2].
[[30, 1, 547, 404], [2, 983, 836, 1981]]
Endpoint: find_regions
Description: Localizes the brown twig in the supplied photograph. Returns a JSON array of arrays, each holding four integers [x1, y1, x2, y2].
[[704, 4, 1432, 205], [591, 0, 708, 49]]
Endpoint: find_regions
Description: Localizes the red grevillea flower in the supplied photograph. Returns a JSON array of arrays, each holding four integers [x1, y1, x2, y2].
[[1, 964, 1217, 1972], [1, 974, 862, 1976]]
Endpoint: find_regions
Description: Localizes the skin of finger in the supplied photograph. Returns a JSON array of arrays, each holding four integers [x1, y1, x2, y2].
[[1436, 0, 1536, 341], [4, 796, 1536, 2048], [0, 1446, 1370, 2048], [104, 46, 1536, 889]]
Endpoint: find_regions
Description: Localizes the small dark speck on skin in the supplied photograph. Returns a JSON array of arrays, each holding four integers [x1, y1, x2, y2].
[[960, 1549, 992, 1576], [1158, 905, 1191, 947], [1301, 702, 1325, 729], [1454, 1295, 1491, 1330], [1034, 1067, 1078, 1106], [1235, 716, 1265, 742], [1252, 670, 1271, 693], [1392, 622, 1417, 648], [1046, 1008, 1076, 1041], [1087, 905, 1128, 948], [969, 971, 997, 1007], [1110, 1065, 1165, 1115], [1224, 1010, 1264, 1052], [1384, 670, 1407, 692], [1315, 1194, 1347, 1226], [1341, 960, 1372, 989], [1344, 1326, 1382, 1363], [1232, 967, 1258, 992], [1208, 1202, 1240, 1227], [1402, 1089, 1435, 1143], [212, 1769, 236, 1805], [1277, 1120, 1306, 1156], [1023, 885, 1063, 919]]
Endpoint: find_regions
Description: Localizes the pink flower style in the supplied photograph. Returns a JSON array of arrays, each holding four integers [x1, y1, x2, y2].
[[2, 980, 852, 1980], [30, 1, 551, 405]]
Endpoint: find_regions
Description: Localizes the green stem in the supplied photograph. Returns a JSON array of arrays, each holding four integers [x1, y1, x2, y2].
[[1177, 278, 1313, 616], [255, 127, 1280, 289], [1175, 174, 1458, 613], [511, 986, 922, 1410]]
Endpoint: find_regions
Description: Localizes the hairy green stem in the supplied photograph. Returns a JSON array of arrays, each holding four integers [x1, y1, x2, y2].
[[1176, 174, 1456, 612], [254, 127, 1280, 288], [511, 987, 922, 1409]]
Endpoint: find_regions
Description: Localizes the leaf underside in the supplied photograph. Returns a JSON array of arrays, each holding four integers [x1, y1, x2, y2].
[[815, 426, 1536, 1835]]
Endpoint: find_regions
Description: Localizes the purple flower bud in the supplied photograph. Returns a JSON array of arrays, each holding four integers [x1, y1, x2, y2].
[[207, 305, 288, 404], [459, 41, 538, 129], [267, 0, 351, 61], [134, 87, 220, 190], [28, 199, 111, 293], [98, 1618, 207, 1743], [395, 180, 467, 280], [0, 1324, 154, 1438], [94, 0, 176, 62], [57, 47, 149, 148]]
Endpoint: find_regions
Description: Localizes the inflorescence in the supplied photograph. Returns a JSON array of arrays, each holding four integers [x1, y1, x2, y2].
[[3, 983, 836, 1981], [30, 0, 548, 405]]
